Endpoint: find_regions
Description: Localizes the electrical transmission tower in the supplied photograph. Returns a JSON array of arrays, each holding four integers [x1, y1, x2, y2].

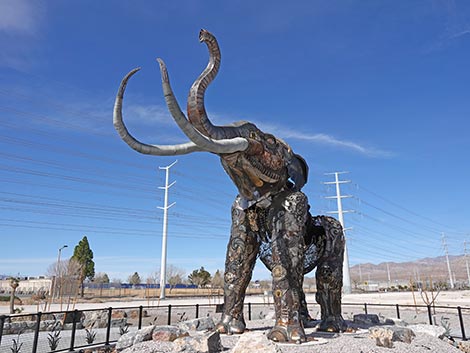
[[158, 160, 177, 299], [324, 171, 353, 294], [441, 233, 455, 289]]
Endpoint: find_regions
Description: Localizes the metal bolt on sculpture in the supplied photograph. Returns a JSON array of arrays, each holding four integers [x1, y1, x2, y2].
[[114, 29, 347, 343]]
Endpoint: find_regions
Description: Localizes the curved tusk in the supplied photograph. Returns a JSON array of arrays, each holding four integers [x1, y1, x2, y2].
[[113, 68, 203, 156], [187, 29, 225, 138], [187, 29, 246, 140], [156, 58, 249, 154]]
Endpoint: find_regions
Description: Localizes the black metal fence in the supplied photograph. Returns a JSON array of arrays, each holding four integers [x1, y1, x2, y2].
[[0, 301, 468, 353], [341, 302, 469, 340]]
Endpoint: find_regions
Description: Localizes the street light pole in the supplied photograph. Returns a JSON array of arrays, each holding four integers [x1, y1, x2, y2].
[[56, 245, 68, 309]]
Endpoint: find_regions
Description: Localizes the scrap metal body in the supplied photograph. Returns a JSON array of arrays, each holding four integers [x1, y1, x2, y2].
[[217, 135, 347, 341]]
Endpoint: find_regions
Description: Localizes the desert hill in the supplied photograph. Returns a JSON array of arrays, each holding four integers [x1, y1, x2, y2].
[[349, 255, 470, 287]]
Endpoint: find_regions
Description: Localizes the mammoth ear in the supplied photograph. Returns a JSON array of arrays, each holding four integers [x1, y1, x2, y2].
[[287, 153, 309, 190]]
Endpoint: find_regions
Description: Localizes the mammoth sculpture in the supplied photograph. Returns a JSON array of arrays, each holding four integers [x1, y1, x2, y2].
[[114, 29, 347, 343]]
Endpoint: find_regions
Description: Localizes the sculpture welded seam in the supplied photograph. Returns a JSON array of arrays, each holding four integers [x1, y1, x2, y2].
[[114, 29, 347, 343]]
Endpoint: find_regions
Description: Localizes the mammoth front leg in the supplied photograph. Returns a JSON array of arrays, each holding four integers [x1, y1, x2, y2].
[[267, 191, 308, 343], [315, 216, 347, 332], [216, 198, 260, 335]]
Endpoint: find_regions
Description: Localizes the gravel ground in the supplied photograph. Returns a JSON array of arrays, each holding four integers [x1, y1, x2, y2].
[[114, 319, 465, 353], [216, 319, 463, 353]]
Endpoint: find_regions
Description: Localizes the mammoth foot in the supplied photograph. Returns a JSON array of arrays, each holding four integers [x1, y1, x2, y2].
[[317, 315, 348, 332], [267, 320, 306, 344], [215, 314, 246, 335]]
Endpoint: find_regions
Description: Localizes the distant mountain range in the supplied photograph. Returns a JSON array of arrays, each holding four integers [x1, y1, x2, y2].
[[350, 255, 470, 286]]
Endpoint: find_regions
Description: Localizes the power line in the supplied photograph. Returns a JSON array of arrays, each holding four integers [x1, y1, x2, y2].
[[0, 191, 157, 215], [0, 133, 151, 171], [0, 164, 155, 193], [349, 222, 440, 251], [0, 151, 154, 186], [0, 177, 159, 200], [0, 193, 229, 234], [356, 183, 467, 235], [348, 223, 441, 258], [355, 197, 446, 234], [356, 211, 437, 240], [0, 221, 226, 240]]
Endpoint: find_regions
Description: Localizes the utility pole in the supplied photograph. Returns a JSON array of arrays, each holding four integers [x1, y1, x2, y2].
[[441, 233, 455, 289], [386, 262, 391, 288], [324, 171, 353, 294], [414, 267, 421, 284], [56, 244, 67, 311], [158, 160, 177, 299], [465, 240, 470, 287]]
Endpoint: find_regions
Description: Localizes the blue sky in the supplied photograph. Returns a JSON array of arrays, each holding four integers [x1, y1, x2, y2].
[[1, 0, 469, 282]]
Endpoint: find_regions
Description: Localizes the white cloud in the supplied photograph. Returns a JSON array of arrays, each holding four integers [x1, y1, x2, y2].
[[207, 113, 392, 157], [0, 0, 41, 35], [250, 121, 394, 158], [0, 0, 44, 69], [283, 130, 393, 158], [449, 29, 470, 40], [125, 104, 175, 126], [0, 257, 54, 265]]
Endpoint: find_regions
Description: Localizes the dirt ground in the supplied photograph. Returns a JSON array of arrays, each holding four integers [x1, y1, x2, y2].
[[1, 289, 469, 314], [342, 289, 470, 306]]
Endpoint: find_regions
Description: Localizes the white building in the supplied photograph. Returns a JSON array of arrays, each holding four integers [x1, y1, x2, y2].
[[0, 277, 52, 294]]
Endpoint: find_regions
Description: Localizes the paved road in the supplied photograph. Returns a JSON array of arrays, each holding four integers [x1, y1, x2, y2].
[[2, 290, 470, 315]]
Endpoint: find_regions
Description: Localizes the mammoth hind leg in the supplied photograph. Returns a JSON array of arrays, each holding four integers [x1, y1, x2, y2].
[[314, 216, 348, 332], [260, 242, 312, 325]]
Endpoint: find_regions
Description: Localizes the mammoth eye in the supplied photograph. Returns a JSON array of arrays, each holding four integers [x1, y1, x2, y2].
[[249, 131, 257, 139], [265, 134, 276, 145]]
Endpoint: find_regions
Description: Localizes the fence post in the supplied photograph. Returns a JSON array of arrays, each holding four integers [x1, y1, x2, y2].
[[167, 305, 172, 325], [395, 304, 400, 319], [0, 315, 5, 347], [105, 307, 113, 345], [138, 306, 143, 329], [32, 312, 42, 353], [457, 306, 467, 341], [69, 310, 79, 351], [364, 303, 368, 315], [248, 303, 252, 321], [195, 304, 199, 319], [427, 305, 433, 325]]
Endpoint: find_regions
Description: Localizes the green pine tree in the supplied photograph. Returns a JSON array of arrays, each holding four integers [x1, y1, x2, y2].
[[188, 267, 211, 288], [128, 272, 141, 285], [71, 236, 95, 297]]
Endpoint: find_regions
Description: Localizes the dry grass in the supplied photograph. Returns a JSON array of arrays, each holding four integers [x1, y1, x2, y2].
[[80, 287, 276, 300]]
